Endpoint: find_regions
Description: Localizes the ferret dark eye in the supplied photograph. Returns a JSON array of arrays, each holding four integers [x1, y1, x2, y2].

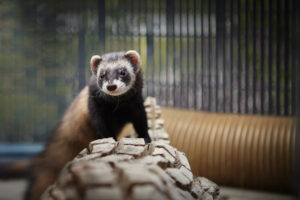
[[120, 70, 127, 77], [100, 73, 105, 79]]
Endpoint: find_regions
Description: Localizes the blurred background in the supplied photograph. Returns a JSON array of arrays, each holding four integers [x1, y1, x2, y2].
[[0, 0, 297, 142], [0, 0, 298, 141], [0, 0, 299, 199]]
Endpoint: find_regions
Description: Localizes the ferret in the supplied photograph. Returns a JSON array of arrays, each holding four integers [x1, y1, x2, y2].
[[0, 50, 151, 200]]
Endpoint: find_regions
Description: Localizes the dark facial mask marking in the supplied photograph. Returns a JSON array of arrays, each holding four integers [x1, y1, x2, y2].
[[97, 65, 133, 90]]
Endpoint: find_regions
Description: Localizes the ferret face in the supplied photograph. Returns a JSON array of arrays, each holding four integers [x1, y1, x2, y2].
[[96, 59, 136, 96], [90, 50, 141, 96]]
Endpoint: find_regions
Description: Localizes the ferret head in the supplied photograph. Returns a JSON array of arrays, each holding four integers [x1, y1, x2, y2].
[[90, 50, 141, 96]]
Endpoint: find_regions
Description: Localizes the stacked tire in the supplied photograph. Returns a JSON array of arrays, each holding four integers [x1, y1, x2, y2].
[[42, 138, 219, 200], [42, 98, 219, 200]]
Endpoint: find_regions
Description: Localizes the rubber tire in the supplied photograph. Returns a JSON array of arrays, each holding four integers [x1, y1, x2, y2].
[[42, 138, 219, 200]]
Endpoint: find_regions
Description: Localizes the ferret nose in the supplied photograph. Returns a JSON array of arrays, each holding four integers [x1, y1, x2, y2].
[[107, 84, 117, 91]]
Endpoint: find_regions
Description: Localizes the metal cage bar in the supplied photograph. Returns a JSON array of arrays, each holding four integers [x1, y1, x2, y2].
[[0, 0, 298, 143]]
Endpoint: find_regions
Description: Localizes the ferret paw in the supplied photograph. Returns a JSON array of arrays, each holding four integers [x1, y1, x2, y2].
[[144, 137, 152, 144]]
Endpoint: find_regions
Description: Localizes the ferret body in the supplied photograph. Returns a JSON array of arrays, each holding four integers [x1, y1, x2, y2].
[[1, 50, 151, 200]]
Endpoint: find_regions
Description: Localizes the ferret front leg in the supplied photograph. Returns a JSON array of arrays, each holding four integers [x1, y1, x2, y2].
[[132, 99, 152, 143], [93, 117, 117, 140]]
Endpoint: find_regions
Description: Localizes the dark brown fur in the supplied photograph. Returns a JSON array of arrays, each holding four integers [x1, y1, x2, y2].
[[25, 87, 96, 200]]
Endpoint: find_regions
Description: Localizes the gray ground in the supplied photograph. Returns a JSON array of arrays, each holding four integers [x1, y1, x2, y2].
[[0, 180, 27, 200], [0, 180, 295, 200]]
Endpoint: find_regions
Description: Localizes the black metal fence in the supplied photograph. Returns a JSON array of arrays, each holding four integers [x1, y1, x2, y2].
[[101, 0, 298, 116], [0, 0, 298, 142]]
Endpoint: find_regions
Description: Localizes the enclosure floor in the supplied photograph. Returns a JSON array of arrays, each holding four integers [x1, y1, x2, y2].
[[0, 180, 295, 200], [0, 179, 27, 200], [220, 187, 295, 200]]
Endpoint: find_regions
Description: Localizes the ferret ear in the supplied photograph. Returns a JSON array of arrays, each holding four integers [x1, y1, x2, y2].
[[124, 50, 141, 67], [90, 55, 102, 74]]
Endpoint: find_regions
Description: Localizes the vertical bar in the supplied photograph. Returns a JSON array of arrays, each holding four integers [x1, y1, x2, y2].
[[24, 15, 29, 140], [13, 18, 17, 140], [36, 17, 41, 140], [145, 0, 150, 96], [98, 0, 106, 53], [123, 0, 127, 50], [208, 0, 211, 111], [216, 0, 225, 112], [230, 0, 233, 113], [166, 0, 173, 106], [245, 0, 249, 113], [201, 0, 204, 110], [109, 1, 113, 51], [291, 0, 296, 115], [19, 18, 24, 140], [237, 0, 241, 113], [0, 16, 2, 140], [172, 0, 176, 106], [260, 0, 265, 114], [165, 0, 168, 105], [179, 0, 184, 108], [9, 19, 12, 140], [78, 9, 86, 90], [222, 0, 226, 112], [42, 27, 47, 140], [193, 0, 197, 109], [151, 0, 155, 97], [186, 0, 190, 108], [138, 0, 141, 53], [276, 0, 281, 115], [253, 0, 257, 114], [295, 1, 300, 196], [53, 12, 58, 140], [117, 0, 120, 51], [130, 0, 134, 49], [158, 0, 163, 103], [268, 0, 273, 115], [284, 0, 289, 115], [215, 0, 219, 112]]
